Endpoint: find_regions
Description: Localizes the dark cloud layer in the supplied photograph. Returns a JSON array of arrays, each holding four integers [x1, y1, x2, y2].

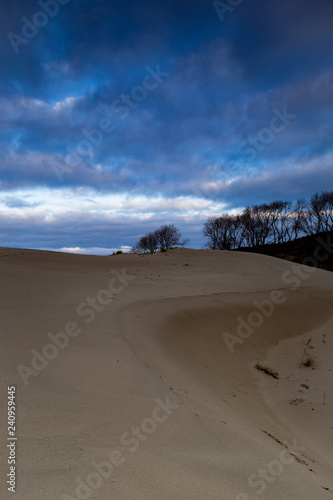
[[0, 0, 332, 251]]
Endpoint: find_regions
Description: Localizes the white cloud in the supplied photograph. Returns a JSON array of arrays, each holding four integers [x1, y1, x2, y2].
[[57, 247, 118, 256], [0, 188, 227, 221], [53, 96, 80, 111]]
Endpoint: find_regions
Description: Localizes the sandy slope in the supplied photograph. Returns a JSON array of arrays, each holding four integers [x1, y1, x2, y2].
[[0, 247, 332, 500]]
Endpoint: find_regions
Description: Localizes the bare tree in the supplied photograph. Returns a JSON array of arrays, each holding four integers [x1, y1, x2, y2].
[[310, 191, 333, 233], [203, 215, 241, 250], [290, 198, 307, 239], [239, 205, 272, 247], [233, 215, 244, 248], [132, 224, 188, 253], [203, 217, 219, 250], [310, 192, 327, 234], [324, 190, 333, 231], [155, 224, 185, 250], [132, 232, 158, 253], [268, 201, 293, 243], [295, 197, 319, 236]]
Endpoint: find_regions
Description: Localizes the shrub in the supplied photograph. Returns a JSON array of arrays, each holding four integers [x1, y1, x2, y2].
[[300, 356, 315, 367]]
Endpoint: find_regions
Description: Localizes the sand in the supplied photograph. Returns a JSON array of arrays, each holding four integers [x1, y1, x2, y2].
[[0, 247, 332, 499]]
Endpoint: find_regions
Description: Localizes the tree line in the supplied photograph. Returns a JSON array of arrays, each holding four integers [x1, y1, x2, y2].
[[203, 190, 333, 250]]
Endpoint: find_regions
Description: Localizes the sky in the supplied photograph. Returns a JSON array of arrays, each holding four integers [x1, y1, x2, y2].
[[0, 0, 333, 254]]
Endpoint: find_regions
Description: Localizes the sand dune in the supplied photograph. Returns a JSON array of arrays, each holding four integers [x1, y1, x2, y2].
[[0, 247, 332, 499]]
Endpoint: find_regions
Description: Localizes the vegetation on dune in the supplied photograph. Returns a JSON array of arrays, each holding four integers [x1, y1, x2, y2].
[[300, 356, 315, 367], [203, 190, 333, 251], [255, 363, 279, 379], [132, 224, 189, 254], [202, 190, 333, 272]]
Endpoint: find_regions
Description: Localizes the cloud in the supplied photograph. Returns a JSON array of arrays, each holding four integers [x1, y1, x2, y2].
[[0, 0, 332, 250], [2, 196, 38, 209], [57, 247, 121, 256]]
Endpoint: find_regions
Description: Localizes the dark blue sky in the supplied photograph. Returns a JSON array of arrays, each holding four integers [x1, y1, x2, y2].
[[1, 0, 332, 253]]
